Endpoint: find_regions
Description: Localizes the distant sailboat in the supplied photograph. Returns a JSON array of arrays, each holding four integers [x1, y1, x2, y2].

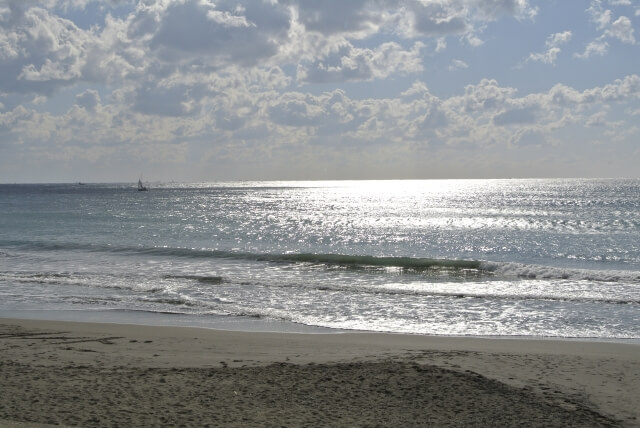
[[137, 177, 148, 191]]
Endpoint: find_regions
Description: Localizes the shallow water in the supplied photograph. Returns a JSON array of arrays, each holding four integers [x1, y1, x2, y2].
[[1, 179, 639, 338]]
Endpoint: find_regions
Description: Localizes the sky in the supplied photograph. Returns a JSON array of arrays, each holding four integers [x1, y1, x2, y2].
[[0, 0, 639, 183]]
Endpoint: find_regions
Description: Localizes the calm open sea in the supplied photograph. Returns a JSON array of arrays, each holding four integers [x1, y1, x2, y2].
[[0, 179, 639, 339]]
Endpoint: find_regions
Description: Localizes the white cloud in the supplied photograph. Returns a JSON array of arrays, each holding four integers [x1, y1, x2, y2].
[[292, 0, 381, 38], [464, 33, 485, 47], [31, 95, 47, 105], [509, 128, 547, 147], [147, 0, 291, 67], [586, 111, 608, 127], [583, 74, 640, 102], [547, 76, 640, 109], [606, 15, 636, 43], [206, 9, 253, 28], [575, 39, 609, 58], [459, 79, 518, 113], [587, 0, 613, 29], [582, 0, 636, 58], [302, 0, 540, 41], [0, 5, 93, 94], [3, 72, 640, 180], [472, 0, 538, 21], [296, 41, 425, 83], [448, 59, 469, 71], [0, 0, 548, 99], [526, 30, 572, 65], [277, 0, 535, 74], [547, 31, 574, 46], [408, 2, 469, 37]]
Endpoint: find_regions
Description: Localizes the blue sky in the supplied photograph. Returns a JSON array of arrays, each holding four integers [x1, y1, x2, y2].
[[0, 0, 639, 182]]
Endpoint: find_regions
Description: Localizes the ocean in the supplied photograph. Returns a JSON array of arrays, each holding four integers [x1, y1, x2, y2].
[[1, 179, 639, 340]]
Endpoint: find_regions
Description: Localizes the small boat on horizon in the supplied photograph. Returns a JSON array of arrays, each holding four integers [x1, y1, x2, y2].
[[137, 177, 148, 191]]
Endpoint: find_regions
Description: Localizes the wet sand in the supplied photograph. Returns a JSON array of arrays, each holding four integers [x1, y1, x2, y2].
[[1, 318, 638, 427]]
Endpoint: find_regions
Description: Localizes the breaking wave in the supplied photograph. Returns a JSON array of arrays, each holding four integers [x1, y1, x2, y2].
[[4, 239, 640, 284], [481, 261, 640, 283]]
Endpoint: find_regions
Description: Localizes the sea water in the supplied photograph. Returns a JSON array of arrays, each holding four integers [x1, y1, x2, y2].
[[0, 179, 639, 339]]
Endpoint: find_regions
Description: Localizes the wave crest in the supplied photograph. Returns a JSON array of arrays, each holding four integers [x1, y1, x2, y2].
[[481, 261, 640, 283]]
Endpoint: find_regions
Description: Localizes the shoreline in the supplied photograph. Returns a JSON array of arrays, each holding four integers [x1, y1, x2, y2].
[[3, 308, 639, 345], [1, 317, 639, 427], [0, 308, 341, 334]]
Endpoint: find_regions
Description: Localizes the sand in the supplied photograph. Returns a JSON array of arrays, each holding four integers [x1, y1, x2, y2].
[[0, 318, 638, 427]]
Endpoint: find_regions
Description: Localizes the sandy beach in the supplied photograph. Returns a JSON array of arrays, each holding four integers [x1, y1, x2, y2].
[[0, 318, 638, 427]]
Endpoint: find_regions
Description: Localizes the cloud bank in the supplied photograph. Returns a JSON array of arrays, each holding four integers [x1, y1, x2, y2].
[[0, 0, 638, 181]]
